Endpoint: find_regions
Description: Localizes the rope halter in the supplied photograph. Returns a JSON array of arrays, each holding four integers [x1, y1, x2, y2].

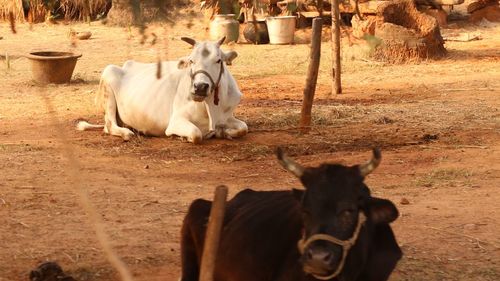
[[189, 60, 224, 105], [297, 212, 367, 280]]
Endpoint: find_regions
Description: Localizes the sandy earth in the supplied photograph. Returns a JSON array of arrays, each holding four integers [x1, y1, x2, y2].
[[0, 13, 499, 281]]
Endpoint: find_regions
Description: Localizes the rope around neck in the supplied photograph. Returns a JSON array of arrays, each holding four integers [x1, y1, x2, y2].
[[190, 62, 224, 105], [297, 212, 367, 280]]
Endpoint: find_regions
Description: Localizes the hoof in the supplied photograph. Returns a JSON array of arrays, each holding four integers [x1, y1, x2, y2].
[[191, 135, 203, 144], [122, 131, 135, 141], [204, 130, 216, 140]]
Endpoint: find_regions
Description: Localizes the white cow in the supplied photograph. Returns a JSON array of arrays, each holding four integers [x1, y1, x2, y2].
[[77, 36, 248, 144]]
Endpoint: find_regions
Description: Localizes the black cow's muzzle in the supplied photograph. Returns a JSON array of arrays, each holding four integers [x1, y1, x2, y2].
[[302, 246, 338, 277], [298, 213, 367, 280]]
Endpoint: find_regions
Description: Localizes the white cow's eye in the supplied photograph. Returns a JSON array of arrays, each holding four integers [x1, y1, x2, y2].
[[216, 59, 222, 63], [189, 59, 194, 64]]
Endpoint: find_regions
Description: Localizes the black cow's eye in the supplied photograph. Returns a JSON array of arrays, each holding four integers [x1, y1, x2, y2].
[[342, 209, 355, 216], [302, 209, 312, 217]]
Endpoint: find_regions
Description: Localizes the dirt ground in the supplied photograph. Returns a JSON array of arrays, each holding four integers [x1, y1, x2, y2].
[[0, 12, 499, 281]]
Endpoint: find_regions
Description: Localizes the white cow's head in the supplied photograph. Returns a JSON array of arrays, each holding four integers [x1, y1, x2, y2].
[[178, 36, 238, 102]]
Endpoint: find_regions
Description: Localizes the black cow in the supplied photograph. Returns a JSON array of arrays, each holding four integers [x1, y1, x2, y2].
[[180, 148, 402, 281]]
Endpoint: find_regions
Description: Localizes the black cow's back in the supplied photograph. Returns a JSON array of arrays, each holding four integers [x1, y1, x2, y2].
[[216, 189, 304, 281], [181, 189, 305, 281]]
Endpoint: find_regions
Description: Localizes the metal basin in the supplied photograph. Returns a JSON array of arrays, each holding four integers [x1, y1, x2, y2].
[[27, 51, 82, 84]]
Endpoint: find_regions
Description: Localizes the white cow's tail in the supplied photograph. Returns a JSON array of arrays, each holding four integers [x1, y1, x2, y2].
[[95, 76, 109, 113], [76, 120, 104, 131], [76, 76, 109, 131]]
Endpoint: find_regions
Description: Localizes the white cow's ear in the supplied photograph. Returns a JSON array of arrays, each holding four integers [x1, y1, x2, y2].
[[216, 36, 226, 46], [178, 57, 189, 69], [222, 50, 238, 66]]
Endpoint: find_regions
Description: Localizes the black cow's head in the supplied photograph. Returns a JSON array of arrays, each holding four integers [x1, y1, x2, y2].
[[277, 148, 399, 280]]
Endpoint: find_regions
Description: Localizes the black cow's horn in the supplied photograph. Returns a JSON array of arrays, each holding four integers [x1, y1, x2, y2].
[[276, 147, 304, 178], [181, 37, 197, 46], [359, 148, 382, 177]]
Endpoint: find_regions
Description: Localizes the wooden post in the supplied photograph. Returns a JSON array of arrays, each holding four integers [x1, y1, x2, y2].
[[199, 185, 228, 281], [331, 0, 342, 95], [300, 17, 323, 133]]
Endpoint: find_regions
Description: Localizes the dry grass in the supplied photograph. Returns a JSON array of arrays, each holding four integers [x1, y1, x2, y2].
[[414, 168, 474, 188], [0, 0, 24, 22], [245, 104, 368, 131], [0, 0, 48, 23], [59, 0, 110, 21], [27, 0, 46, 22], [0, 0, 110, 22]]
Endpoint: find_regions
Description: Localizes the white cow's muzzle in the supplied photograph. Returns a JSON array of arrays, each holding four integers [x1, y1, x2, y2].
[[189, 63, 224, 104]]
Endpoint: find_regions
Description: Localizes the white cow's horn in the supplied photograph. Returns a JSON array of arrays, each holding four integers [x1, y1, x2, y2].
[[181, 37, 197, 46], [216, 36, 226, 46], [359, 148, 382, 177], [276, 147, 304, 178]]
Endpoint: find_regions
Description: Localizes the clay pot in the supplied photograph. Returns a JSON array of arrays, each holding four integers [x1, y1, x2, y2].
[[27, 51, 81, 84], [244, 20, 269, 44], [209, 14, 239, 43]]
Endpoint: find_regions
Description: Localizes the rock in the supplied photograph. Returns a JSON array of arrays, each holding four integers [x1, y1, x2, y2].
[[464, 223, 479, 231], [467, 0, 498, 13], [373, 0, 446, 63], [422, 133, 439, 142], [400, 198, 410, 205], [470, 4, 500, 23], [76, 31, 92, 40]]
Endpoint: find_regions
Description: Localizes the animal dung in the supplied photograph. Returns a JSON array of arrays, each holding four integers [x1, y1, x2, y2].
[[29, 261, 75, 281]]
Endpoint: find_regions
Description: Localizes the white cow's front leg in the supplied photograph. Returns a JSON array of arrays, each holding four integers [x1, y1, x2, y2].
[[165, 117, 203, 144], [203, 101, 223, 140], [223, 116, 248, 138]]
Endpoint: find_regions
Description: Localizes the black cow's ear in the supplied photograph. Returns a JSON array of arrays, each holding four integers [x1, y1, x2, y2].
[[29, 270, 40, 281], [367, 197, 399, 224], [292, 188, 305, 201]]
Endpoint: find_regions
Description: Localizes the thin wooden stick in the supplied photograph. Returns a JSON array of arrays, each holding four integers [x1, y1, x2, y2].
[[300, 17, 323, 133], [199, 185, 229, 281], [40, 91, 134, 281], [331, 0, 342, 95]]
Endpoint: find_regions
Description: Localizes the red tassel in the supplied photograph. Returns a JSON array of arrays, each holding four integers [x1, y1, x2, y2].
[[214, 87, 219, 106]]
